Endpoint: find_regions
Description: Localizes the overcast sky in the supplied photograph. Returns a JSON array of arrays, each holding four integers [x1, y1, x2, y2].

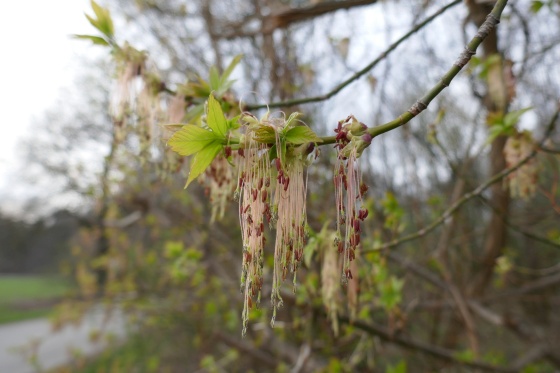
[[0, 1, 95, 213]]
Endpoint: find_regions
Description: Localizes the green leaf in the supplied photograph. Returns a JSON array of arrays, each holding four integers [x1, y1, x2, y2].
[[530, 1, 544, 13], [185, 141, 223, 188], [253, 126, 276, 143], [209, 66, 220, 91], [90, 0, 114, 37], [228, 115, 241, 130], [72, 34, 109, 46], [284, 126, 323, 144], [269, 144, 278, 161], [207, 94, 228, 138], [221, 54, 243, 84], [485, 125, 507, 144], [503, 107, 532, 128], [168, 125, 219, 156], [284, 112, 301, 128]]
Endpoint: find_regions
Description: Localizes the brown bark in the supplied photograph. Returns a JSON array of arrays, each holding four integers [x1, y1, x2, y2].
[[465, 0, 511, 297], [218, 0, 378, 39]]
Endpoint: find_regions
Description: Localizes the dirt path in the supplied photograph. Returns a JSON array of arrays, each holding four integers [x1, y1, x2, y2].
[[0, 307, 126, 373]]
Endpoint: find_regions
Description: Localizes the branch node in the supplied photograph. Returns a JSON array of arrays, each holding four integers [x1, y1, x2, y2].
[[476, 14, 500, 40], [453, 47, 476, 69], [408, 101, 428, 116]]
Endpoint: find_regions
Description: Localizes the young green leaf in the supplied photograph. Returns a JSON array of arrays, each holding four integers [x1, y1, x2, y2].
[[88, 1, 114, 38], [168, 125, 219, 156], [221, 54, 243, 84], [209, 66, 220, 91], [185, 141, 223, 188], [253, 126, 276, 143], [284, 112, 301, 128], [503, 107, 532, 128], [207, 94, 228, 138], [72, 34, 109, 46], [284, 126, 323, 144], [228, 115, 241, 130]]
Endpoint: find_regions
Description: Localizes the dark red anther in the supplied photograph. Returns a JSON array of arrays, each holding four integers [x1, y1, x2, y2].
[[225, 146, 232, 158], [252, 188, 258, 201], [358, 208, 369, 221], [353, 219, 360, 232], [247, 214, 253, 225], [359, 182, 369, 197], [337, 240, 344, 253], [342, 175, 348, 190], [238, 148, 245, 157], [258, 177, 263, 190], [283, 177, 290, 191], [351, 233, 360, 246], [349, 248, 355, 261], [243, 204, 251, 213], [345, 268, 353, 279], [245, 251, 252, 263], [261, 189, 268, 202], [275, 158, 282, 171]]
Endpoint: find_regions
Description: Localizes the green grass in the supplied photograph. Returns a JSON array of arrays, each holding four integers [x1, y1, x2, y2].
[[0, 275, 71, 324]]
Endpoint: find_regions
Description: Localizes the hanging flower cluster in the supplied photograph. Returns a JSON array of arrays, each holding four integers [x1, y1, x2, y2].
[[271, 145, 311, 325], [504, 130, 538, 199], [236, 116, 273, 335], [203, 153, 238, 223], [333, 115, 371, 282], [234, 111, 320, 333]]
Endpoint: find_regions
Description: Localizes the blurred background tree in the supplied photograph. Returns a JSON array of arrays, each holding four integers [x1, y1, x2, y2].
[[3, 0, 560, 372]]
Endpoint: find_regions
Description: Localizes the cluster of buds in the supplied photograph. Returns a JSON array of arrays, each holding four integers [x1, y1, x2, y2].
[[333, 116, 371, 282], [504, 131, 538, 199]]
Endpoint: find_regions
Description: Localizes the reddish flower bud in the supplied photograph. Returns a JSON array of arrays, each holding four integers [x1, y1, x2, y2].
[[238, 148, 245, 157], [358, 208, 368, 221]]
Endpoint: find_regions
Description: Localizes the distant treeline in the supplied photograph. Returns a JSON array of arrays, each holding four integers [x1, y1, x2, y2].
[[0, 210, 80, 273]]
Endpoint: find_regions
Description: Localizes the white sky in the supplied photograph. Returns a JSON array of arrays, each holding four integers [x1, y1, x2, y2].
[[0, 1, 95, 213]]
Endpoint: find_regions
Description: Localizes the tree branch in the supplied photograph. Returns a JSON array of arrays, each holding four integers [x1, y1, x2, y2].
[[340, 316, 516, 373], [363, 105, 559, 253], [246, 0, 462, 110]]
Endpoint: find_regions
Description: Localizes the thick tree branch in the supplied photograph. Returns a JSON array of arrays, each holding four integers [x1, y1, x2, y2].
[[218, 0, 379, 40]]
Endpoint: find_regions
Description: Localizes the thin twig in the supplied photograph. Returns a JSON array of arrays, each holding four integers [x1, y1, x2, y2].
[[245, 0, 462, 110], [339, 316, 516, 373], [364, 105, 559, 253]]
